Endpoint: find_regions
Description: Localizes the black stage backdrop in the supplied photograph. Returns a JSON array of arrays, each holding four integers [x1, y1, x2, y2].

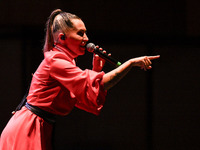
[[0, 0, 200, 150]]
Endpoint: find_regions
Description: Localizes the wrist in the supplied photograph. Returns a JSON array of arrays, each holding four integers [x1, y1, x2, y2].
[[130, 59, 136, 67], [92, 66, 102, 72]]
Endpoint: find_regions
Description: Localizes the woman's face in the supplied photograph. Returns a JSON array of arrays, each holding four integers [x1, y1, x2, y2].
[[64, 19, 89, 56]]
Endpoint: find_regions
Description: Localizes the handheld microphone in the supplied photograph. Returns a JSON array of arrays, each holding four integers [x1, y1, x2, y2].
[[86, 43, 121, 67]]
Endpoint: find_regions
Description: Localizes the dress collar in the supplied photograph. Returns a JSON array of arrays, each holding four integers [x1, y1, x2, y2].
[[53, 44, 76, 61]]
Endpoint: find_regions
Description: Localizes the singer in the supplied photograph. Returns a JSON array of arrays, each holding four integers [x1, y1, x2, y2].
[[0, 9, 160, 150]]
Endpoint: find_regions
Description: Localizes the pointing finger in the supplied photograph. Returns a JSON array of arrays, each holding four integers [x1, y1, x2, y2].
[[148, 55, 160, 60]]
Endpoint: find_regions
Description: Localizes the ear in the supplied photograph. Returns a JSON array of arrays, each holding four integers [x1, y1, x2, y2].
[[58, 33, 66, 41]]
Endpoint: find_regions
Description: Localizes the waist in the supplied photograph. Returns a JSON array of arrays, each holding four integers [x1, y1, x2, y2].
[[25, 102, 56, 124]]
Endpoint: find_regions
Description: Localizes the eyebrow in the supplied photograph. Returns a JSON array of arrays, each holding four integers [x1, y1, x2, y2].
[[78, 29, 87, 32]]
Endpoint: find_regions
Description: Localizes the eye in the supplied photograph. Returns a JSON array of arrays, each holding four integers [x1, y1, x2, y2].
[[77, 31, 84, 37]]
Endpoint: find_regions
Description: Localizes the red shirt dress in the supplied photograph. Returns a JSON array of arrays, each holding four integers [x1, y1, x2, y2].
[[0, 44, 107, 150]]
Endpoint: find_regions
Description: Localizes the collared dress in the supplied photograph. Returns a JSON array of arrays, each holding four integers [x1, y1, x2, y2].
[[0, 44, 107, 150]]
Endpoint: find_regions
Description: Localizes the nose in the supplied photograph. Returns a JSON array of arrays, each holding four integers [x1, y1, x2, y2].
[[83, 34, 89, 42]]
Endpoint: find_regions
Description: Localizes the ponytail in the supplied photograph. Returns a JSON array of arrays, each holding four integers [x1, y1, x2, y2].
[[43, 9, 62, 52]]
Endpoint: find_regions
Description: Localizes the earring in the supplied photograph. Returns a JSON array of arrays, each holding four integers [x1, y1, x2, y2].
[[61, 35, 65, 40]]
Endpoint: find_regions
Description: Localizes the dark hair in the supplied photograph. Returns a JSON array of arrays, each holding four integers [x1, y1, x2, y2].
[[43, 9, 80, 52]]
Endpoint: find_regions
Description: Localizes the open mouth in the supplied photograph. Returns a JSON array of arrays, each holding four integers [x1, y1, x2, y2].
[[80, 43, 87, 49]]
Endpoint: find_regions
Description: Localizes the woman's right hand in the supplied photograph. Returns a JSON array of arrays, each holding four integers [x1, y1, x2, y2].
[[131, 55, 160, 71]]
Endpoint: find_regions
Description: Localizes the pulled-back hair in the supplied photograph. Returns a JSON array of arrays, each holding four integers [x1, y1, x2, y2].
[[43, 9, 80, 52]]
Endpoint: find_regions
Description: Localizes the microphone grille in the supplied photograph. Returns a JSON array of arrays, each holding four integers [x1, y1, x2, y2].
[[86, 43, 95, 52]]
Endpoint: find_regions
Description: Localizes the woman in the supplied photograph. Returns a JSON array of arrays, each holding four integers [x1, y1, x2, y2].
[[0, 9, 160, 150]]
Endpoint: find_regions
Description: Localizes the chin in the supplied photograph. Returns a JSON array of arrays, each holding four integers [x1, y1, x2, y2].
[[79, 51, 85, 56], [79, 47, 86, 55]]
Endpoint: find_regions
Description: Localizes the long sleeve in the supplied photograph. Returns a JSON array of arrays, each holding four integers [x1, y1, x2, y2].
[[49, 52, 107, 115]]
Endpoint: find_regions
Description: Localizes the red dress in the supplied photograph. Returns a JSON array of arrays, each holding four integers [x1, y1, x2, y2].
[[0, 44, 107, 150]]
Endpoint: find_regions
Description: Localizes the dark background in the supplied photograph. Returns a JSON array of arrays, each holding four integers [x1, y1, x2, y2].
[[0, 0, 200, 150]]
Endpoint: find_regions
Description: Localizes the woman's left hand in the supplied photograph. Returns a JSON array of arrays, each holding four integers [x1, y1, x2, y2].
[[92, 46, 108, 72]]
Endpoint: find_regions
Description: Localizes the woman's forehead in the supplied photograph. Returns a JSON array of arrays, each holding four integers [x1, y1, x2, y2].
[[71, 19, 86, 31]]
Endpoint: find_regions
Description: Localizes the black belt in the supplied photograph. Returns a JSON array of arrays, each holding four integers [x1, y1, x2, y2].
[[25, 102, 56, 124]]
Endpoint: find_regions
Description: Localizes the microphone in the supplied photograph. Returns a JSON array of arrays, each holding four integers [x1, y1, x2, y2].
[[86, 43, 121, 67]]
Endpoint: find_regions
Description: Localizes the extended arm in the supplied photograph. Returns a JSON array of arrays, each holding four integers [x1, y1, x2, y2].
[[102, 55, 160, 90]]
